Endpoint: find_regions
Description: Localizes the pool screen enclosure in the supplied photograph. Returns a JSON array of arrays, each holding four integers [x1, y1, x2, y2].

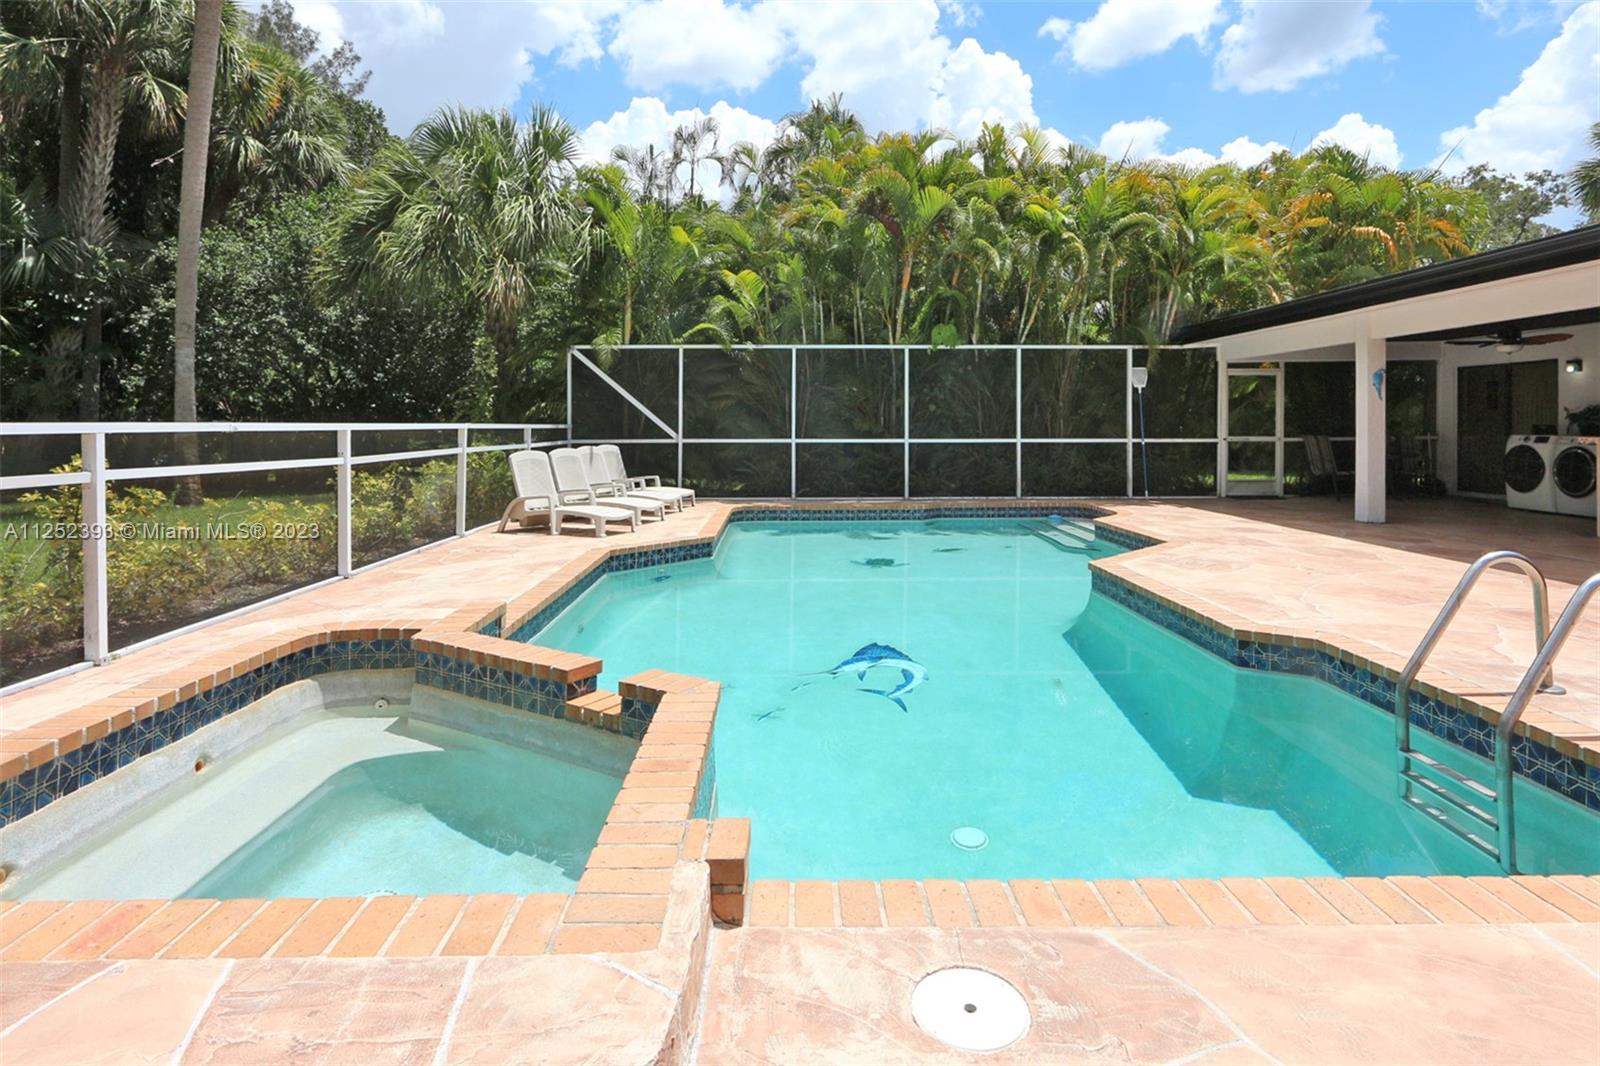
[[566, 345, 1221, 499]]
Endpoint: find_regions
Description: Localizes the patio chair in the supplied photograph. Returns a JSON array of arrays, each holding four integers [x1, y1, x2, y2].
[[596, 444, 696, 509], [1303, 435, 1353, 499], [497, 449, 637, 536], [551, 446, 666, 523]]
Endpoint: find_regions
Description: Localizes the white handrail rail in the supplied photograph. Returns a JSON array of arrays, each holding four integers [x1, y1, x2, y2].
[[0, 421, 565, 435], [0, 419, 568, 696]]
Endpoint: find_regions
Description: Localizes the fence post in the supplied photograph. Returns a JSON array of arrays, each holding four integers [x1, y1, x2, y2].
[[676, 347, 685, 488], [337, 428, 352, 576], [523, 426, 532, 450], [902, 347, 911, 499], [790, 347, 798, 499], [81, 431, 108, 664], [455, 426, 469, 536], [1015, 347, 1023, 498], [1124, 347, 1135, 498]]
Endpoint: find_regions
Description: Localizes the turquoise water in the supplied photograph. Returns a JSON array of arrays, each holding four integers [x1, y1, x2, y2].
[[537, 519, 1600, 881], [187, 717, 620, 898]]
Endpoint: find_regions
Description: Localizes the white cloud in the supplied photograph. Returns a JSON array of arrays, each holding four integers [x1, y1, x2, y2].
[[1214, 0, 1385, 93], [1218, 135, 1287, 167], [359, 0, 445, 48], [609, 0, 787, 92], [1097, 119, 1293, 168], [1439, 2, 1600, 173], [284, 0, 1032, 142], [1098, 117, 1173, 160], [1310, 112, 1401, 167], [286, 0, 345, 52], [580, 96, 779, 198], [928, 38, 1036, 135], [937, 0, 982, 28], [530, 1, 629, 66], [765, 0, 1036, 136], [1041, 0, 1224, 71]]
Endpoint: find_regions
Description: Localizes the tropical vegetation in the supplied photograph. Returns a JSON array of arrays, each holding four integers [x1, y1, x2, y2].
[[4, 1, 1596, 428]]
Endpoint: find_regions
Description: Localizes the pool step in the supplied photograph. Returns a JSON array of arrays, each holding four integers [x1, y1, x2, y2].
[[567, 689, 623, 732], [1026, 520, 1097, 553]]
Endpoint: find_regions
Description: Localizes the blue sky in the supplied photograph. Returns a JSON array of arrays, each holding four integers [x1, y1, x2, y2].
[[287, 1, 1599, 182]]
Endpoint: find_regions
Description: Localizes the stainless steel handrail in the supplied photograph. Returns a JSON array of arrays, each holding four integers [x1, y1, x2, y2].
[[1494, 573, 1600, 873], [1395, 550, 1556, 777]]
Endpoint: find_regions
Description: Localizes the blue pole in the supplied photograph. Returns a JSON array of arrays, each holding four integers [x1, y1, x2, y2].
[[1138, 387, 1151, 497]]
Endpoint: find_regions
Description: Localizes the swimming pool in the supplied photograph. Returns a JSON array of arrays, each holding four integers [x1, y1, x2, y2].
[[2, 677, 627, 900], [536, 518, 1600, 881]]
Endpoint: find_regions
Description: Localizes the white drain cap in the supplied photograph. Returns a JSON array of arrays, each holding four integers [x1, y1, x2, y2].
[[911, 967, 1030, 1052], [950, 826, 988, 851]]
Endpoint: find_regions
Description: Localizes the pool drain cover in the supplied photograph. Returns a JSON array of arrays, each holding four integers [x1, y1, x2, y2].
[[950, 826, 988, 851], [911, 967, 1030, 1052]]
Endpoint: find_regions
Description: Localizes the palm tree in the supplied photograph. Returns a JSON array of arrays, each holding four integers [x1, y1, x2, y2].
[[326, 105, 584, 416], [611, 142, 675, 203], [853, 133, 960, 342], [173, 0, 222, 502], [205, 38, 350, 221], [671, 115, 718, 202], [1569, 122, 1600, 220], [2, 0, 185, 415]]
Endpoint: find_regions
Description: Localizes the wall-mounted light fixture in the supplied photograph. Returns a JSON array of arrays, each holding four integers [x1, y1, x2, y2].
[[1567, 359, 1585, 374]]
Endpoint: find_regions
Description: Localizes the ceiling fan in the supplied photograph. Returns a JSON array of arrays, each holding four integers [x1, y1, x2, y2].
[[1447, 327, 1573, 354]]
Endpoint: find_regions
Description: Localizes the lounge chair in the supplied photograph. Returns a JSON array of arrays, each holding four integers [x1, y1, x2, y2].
[[551, 446, 666, 522], [1303, 435, 1353, 498], [497, 449, 637, 536], [596, 444, 696, 509]]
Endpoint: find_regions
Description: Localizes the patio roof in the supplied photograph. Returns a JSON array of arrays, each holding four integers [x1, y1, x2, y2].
[[1174, 226, 1600, 528], [1173, 225, 1600, 345]]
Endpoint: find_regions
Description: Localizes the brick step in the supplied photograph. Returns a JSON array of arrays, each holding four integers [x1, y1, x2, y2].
[[567, 689, 623, 731]]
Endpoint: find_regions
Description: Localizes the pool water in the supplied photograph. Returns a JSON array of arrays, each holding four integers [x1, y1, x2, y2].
[[538, 519, 1600, 881], [11, 710, 621, 900]]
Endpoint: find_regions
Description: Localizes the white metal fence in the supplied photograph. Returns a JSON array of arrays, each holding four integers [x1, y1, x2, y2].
[[567, 344, 1221, 498], [0, 422, 563, 692]]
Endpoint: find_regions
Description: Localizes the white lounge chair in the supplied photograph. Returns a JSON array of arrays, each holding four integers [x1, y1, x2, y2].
[[551, 447, 666, 522], [596, 444, 696, 509], [497, 449, 637, 536]]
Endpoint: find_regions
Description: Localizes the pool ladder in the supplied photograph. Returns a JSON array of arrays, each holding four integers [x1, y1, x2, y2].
[[1396, 551, 1600, 873]]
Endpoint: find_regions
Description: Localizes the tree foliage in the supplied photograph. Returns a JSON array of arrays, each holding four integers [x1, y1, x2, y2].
[[0, 0, 1589, 427]]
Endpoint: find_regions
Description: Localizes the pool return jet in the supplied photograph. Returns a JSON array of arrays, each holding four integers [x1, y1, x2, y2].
[[792, 643, 927, 711]]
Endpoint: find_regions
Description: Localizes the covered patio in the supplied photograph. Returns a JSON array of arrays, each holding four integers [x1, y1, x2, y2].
[[1174, 226, 1600, 536]]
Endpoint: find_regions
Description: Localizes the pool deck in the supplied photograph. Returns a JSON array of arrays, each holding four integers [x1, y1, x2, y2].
[[2, 495, 1597, 1063]]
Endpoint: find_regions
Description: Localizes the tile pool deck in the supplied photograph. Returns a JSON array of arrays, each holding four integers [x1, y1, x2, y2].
[[1, 495, 1597, 1063]]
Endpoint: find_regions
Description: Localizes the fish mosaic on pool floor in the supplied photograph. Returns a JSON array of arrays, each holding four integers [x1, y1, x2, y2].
[[792, 642, 928, 712], [853, 557, 905, 568]]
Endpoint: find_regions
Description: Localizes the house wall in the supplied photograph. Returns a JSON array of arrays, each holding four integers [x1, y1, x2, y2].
[[1436, 322, 1599, 494], [1221, 327, 1598, 496]]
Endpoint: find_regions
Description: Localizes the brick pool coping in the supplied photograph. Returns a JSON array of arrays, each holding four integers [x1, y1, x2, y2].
[[1, 498, 1596, 965], [743, 874, 1600, 929], [0, 813, 748, 962], [4, 870, 1597, 967]]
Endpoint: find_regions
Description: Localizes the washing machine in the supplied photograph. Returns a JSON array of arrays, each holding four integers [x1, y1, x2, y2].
[[1552, 437, 1596, 517], [1504, 435, 1557, 512]]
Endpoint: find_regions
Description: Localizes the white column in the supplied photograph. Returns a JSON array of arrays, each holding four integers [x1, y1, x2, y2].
[[1215, 351, 1229, 497], [1354, 334, 1388, 523]]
